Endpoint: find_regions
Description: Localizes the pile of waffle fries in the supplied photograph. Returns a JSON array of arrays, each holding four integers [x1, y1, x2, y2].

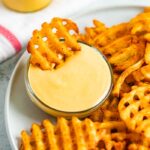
[[21, 8, 150, 150]]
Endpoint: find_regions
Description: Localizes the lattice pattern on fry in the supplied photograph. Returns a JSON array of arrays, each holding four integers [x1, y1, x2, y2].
[[27, 17, 81, 70], [119, 85, 150, 138], [20, 117, 150, 150]]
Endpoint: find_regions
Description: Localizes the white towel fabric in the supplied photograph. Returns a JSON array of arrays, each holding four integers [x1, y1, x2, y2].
[[0, 0, 94, 63]]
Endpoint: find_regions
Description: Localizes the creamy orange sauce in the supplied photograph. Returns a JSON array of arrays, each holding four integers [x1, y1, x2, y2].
[[28, 43, 112, 112], [3, 0, 51, 12]]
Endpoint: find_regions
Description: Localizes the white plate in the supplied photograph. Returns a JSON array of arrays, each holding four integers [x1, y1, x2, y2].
[[5, 1, 150, 150]]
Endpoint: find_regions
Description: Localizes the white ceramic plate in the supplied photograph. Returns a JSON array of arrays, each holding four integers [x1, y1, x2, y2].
[[5, 1, 150, 149]]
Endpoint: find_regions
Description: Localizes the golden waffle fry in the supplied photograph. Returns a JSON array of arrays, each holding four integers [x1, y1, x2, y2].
[[113, 59, 144, 97], [133, 64, 150, 82], [85, 20, 107, 39], [101, 35, 135, 55], [144, 7, 150, 12], [109, 42, 145, 71], [21, 117, 150, 150], [27, 17, 81, 70], [79, 19, 107, 46], [94, 23, 130, 48], [118, 85, 150, 138], [89, 98, 120, 122], [130, 12, 150, 34], [21, 117, 129, 150], [145, 43, 150, 64], [81, 21, 145, 72]]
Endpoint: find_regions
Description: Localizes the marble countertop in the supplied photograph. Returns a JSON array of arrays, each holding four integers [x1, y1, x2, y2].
[[0, 51, 24, 150]]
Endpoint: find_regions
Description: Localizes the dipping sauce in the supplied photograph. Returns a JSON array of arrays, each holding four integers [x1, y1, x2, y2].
[[27, 43, 112, 114], [3, 0, 51, 12]]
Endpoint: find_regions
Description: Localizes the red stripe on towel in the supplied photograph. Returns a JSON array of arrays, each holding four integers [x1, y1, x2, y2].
[[0, 25, 22, 52]]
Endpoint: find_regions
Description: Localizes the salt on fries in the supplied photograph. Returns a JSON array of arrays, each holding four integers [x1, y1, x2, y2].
[[27, 17, 81, 70]]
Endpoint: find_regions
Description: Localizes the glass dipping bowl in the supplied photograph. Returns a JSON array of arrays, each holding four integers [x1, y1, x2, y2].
[[24, 42, 113, 118]]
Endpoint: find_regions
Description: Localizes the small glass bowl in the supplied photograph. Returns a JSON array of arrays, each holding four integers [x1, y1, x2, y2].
[[24, 43, 113, 118]]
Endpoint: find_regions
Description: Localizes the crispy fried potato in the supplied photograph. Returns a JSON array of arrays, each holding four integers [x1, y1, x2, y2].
[[119, 85, 150, 138], [144, 7, 150, 12], [102, 35, 135, 55], [133, 64, 150, 82], [21, 117, 150, 150], [145, 43, 150, 64], [89, 98, 120, 122], [79, 19, 107, 46], [130, 12, 150, 36], [21, 116, 150, 150], [20, 117, 129, 150], [94, 23, 130, 48], [113, 59, 144, 97], [27, 17, 80, 70], [110, 41, 145, 71]]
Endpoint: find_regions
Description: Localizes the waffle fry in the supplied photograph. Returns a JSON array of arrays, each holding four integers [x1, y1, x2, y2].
[[109, 42, 145, 71], [81, 20, 145, 72], [102, 35, 135, 55], [145, 43, 150, 64], [21, 117, 127, 150], [130, 11, 150, 36], [119, 85, 150, 138], [94, 23, 130, 48], [21, 117, 150, 150], [133, 64, 150, 82], [79, 20, 107, 46], [113, 59, 144, 97], [27, 17, 81, 70], [89, 98, 120, 122]]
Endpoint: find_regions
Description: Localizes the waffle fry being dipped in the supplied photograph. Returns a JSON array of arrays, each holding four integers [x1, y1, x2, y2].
[[27, 17, 81, 70]]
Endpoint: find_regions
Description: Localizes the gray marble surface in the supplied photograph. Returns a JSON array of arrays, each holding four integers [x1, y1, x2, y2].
[[0, 50, 24, 150]]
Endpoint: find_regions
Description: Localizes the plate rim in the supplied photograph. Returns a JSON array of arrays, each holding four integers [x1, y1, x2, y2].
[[4, 52, 27, 150], [4, 3, 150, 150]]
